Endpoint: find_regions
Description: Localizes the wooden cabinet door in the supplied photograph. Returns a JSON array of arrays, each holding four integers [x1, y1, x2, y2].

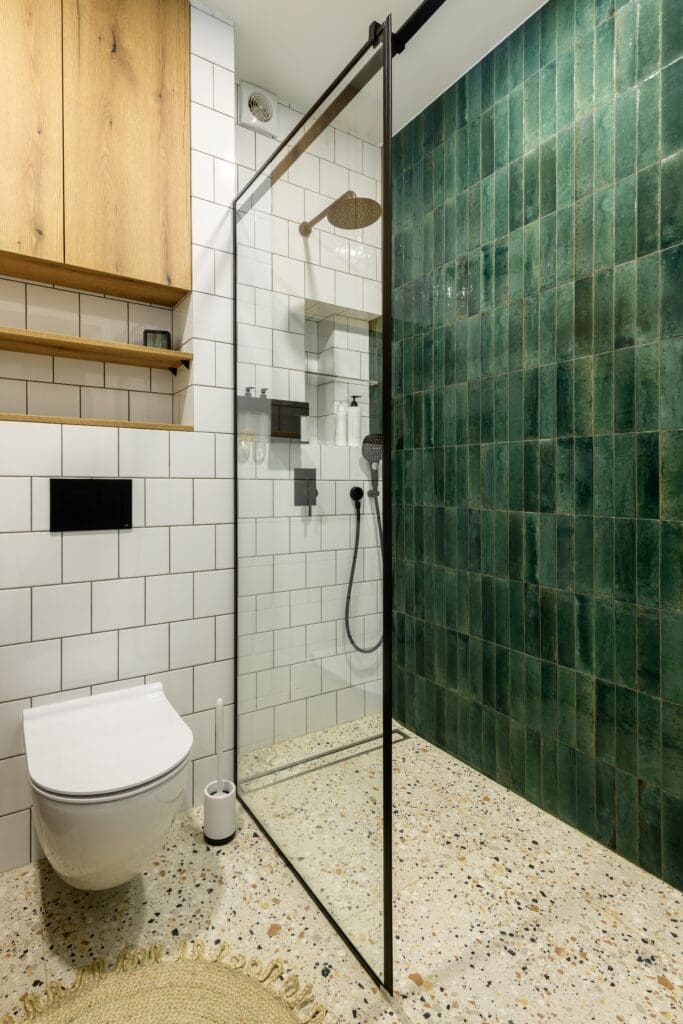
[[62, 0, 191, 291], [0, 1, 64, 263]]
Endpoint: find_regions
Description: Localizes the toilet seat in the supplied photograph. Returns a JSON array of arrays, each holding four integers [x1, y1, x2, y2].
[[24, 683, 193, 803]]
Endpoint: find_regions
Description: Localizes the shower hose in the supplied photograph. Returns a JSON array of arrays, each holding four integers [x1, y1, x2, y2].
[[345, 489, 383, 654]]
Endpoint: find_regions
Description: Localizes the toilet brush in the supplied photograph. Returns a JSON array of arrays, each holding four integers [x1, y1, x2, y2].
[[202, 697, 236, 845]]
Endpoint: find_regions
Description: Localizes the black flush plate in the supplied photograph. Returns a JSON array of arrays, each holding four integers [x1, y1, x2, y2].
[[50, 479, 133, 532]]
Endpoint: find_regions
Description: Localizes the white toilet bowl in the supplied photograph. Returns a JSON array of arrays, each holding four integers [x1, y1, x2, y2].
[[23, 684, 193, 891]]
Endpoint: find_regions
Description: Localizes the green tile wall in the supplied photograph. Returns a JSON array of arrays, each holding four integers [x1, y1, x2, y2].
[[391, 0, 682, 889]]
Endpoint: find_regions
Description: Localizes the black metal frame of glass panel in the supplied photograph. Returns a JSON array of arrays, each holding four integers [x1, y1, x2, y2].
[[232, 0, 448, 993]]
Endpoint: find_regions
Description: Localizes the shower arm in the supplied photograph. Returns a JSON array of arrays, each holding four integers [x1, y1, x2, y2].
[[299, 191, 355, 236]]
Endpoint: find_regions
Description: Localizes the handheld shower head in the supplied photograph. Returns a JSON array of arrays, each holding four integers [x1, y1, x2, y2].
[[362, 434, 383, 497]]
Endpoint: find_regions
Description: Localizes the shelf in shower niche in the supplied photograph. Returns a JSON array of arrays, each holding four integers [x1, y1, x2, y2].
[[304, 368, 379, 387], [0, 326, 192, 374]]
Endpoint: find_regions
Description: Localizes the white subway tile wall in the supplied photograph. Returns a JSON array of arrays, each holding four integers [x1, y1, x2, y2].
[[0, 4, 236, 871], [233, 68, 384, 756]]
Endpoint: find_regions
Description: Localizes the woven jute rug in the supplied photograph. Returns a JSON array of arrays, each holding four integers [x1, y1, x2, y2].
[[3, 941, 327, 1024]]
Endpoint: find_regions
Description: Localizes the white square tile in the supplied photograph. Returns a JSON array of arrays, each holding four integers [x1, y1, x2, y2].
[[256, 665, 290, 709], [193, 385, 232, 433], [27, 381, 80, 418], [0, 377, 26, 414], [273, 552, 306, 592], [119, 623, 169, 678], [119, 527, 169, 577], [306, 691, 336, 733], [149, 668, 193, 716], [81, 386, 128, 421], [214, 158, 237, 206], [215, 613, 233, 661], [190, 6, 234, 69], [234, 123, 255, 169], [0, 588, 31, 646], [274, 699, 306, 743], [213, 66, 235, 117], [62, 425, 118, 475], [256, 518, 289, 555], [319, 160, 349, 199], [146, 573, 193, 624], [170, 616, 215, 668], [191, 104, 235, 163], [0, 349, 52, 382], [192, 293, 232, 342], [191, 53, 213, 105], [32, 582, 91, 640], [337, 684, 364, 724], [0, 421, 61, 475], [63, 530, 118, 583], [119, 428, 169, 477], [92, 577, 145, 631], [62, 630, 118, 689], [0, 279, 26, 328], [54, 356, 104, 387], [0, 639, 60, 702], [0, 697, 29, 758], [104, 363, 150, 391], [290, 587, 322, 626], [273, 625, 306, 666], [0, 532, 61, 588], [273, 255, 304, 297], [80, 295, 128, 342], [192, 150, 214, 201], [145, 478, 193, 525], [26, 285, 78, 334], [0, 479, 31, 532], [170, 431, 215, 477], [129, 392, 173, 424], [0, 810, 30, 873], [192, 196, 232, 251], [170, 524, 215, 572], [193, 478, 230, 524], [291, 659, 322, 701], [194, 569, 232, 617], [192, 244, 215, 293], [193, 659, 233, 711], [184, 707, 214, 759]]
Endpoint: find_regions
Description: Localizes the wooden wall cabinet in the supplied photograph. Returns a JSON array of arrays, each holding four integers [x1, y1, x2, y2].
[[0, 0, 190, 306], [0, 1, 64, 264]]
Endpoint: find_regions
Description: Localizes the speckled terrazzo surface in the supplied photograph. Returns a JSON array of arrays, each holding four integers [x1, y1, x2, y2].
[[1, 722, 680, 1023]]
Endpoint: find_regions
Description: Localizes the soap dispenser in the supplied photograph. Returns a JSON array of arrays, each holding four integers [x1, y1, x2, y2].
[[348, 395, 361, 447]]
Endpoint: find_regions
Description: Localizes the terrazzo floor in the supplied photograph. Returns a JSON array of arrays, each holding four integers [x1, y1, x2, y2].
[[1, 721, 680, 1023]]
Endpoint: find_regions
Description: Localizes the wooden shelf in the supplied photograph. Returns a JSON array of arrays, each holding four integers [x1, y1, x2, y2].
[[0, 413, 192, 432], [0, 326, 192, 374]]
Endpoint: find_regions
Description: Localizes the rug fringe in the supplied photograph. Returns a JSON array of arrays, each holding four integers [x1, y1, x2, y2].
[[3, 939, 327, 1023]]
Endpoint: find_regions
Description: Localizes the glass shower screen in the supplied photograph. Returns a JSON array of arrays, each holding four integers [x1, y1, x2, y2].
[[233, 23, 392, 988]]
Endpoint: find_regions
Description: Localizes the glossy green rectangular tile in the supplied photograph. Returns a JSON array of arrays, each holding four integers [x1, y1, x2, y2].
[[661, 244, 683, 339], [662, 339, 683, 430], [556, 207, 575, 284], [575, 195, 594, 278], [594, 518, 615, 598], [557, 517, 575, 591], [596, 678, 616, 764], [616, 685, 638, 774], [638, 73, 661, 169], [615, 175, 637, 265], [637, 0, 662, 81], [524, 149, 540, 224], [661, 522, 683, 610], [636, 253, 660, 345], [663, 700, 683, 794], [615, 346, 635, 432], [638, 607, 661, 695], [660, 430, 683, 526], [594, 101, 615, 191], [662, 612, 683, 705], [615, 602, 637, 688], [637, 166, 660, 257], [615, 89, 637, 181], [574, 30, 595, 116], [557, 589, 576, 667], [637, 519, 661, 609], [639, 690, 661, 784], [494, 38, 510, 101], [594, 187, 615, 270], [615, 2, 638, 93], [556, 51, 575, 130], [636, 431, 660, 518], [662, 0, 683, 65], [662, 791, 683, 889], [615, 519, 637, 603], [575, 113, 595, 200], [639, 780, 662, 875], [576, 670, 595, 754], [593, 435, 615, 514], [540, 290, 557, 365], [615, 769, 638, 862], [595, 760, 616, 848], [575, 516, 594, 598], [661, 151, 683, 249], [576, 593, 595, 672]]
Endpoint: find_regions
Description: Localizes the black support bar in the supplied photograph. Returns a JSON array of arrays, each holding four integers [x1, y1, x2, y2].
[[393, 0, 449, 55]]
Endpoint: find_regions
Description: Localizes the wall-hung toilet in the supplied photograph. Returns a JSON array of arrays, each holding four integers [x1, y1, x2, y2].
[[23, 684, 193, 891]]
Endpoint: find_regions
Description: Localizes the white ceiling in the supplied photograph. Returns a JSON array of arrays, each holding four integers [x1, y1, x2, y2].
[[213, 0, 544, 133]]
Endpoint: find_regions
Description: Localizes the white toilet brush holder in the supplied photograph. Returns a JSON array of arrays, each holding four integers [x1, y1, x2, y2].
[[203, 698, 237, 846]]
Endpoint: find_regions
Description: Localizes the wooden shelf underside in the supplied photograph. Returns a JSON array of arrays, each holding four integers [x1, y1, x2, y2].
[[0, 413, 193, 432], [0, 326, 192, 373]]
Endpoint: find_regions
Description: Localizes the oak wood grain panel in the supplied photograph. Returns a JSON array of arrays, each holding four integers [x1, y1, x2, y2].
[[0, 0, 64, 262], [63, 0, 191, 291], [0, 413, 193, 432], [0, 326, 192, 372], [0, 251, 188, 307]]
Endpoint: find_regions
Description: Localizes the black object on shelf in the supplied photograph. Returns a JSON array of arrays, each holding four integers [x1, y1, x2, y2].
[[50, 479, 132, 532], [143, 329, 171, 350], [270, 399, 309, 440]]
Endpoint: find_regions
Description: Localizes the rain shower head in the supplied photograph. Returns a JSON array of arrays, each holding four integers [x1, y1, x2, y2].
[[299, 191, 382, 236]]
